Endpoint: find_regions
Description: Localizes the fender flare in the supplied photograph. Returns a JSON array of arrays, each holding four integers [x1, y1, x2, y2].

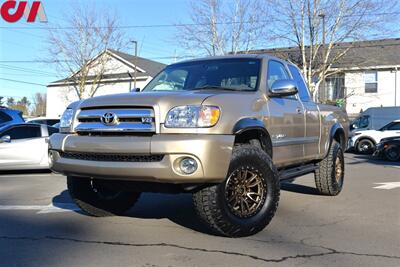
[[325, 123, 346, 156], [232, 118, 272, 156], [232, 118, 266, 134]]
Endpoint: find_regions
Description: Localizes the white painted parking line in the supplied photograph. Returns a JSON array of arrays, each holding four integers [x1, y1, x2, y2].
[[0, 203, 80, 214], [373, 182, 400, 190]]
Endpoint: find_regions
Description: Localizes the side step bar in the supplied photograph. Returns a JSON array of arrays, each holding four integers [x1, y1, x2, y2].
[[279, 163, 318, 181]]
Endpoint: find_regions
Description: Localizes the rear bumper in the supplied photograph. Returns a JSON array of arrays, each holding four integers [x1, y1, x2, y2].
[[48, 133, 234, 183]]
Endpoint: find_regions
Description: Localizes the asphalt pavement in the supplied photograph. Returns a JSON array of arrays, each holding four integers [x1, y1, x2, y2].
[[0, 153, 399, 267]]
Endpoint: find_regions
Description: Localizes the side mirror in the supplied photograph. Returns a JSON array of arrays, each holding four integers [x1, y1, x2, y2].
[[0, 135, 11, 144], [269, 79, 298, 97]]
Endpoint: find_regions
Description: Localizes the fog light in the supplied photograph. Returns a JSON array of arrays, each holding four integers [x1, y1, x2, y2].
[[180, 157, 198, 174]]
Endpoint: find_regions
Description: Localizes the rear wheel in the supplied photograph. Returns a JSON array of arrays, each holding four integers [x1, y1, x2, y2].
[[67, 176, 141, 217], [315, 140, 344, 196], [384, 145, 400, 161], [356, 138, 375, 154], [193, 144, 280, 237]]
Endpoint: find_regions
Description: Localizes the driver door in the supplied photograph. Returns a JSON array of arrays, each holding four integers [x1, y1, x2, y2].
[[0, 125, 45, 169], [265, 60, 305, 167]]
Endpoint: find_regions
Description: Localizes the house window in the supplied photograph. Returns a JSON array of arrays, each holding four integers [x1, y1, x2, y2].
[[364, 71, 377, 93], [324, 74, 345, 100]]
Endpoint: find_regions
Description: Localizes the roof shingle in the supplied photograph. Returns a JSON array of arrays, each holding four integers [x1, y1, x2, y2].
[[246, 38, 400, 69]]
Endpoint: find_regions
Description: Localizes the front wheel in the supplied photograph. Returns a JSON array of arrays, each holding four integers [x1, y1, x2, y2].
[[384, 145, 400, 162], [315, 140, 344, 196], [67, 176, 141, 217], [356, 139, 375, 154], [193, 144, 280, 237]]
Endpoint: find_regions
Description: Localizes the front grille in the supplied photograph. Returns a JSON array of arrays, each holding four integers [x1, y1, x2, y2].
[[60, 152, 164, 162], [74, 107, 156, 135]]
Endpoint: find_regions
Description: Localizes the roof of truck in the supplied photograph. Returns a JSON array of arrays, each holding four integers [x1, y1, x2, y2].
[[172, 53, 285, 65]]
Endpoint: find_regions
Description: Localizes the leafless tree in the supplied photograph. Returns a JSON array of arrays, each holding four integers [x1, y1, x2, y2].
[[47, 4, 127, 100], [176, 0, 267, 56], [266, 0, 398, 99], [31, 93, 46, 116]]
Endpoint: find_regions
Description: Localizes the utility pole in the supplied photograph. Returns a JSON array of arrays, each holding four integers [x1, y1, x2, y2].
[[319, 13, 326, 102], [131, 40, 138, 91]]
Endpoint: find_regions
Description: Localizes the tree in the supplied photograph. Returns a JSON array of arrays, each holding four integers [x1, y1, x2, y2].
[[47, 4, 127, 100], [0, 96, 4, 106], [6, 97, 15, 107], [7, 97, 30, 115], [266, 0, 398, 99], [176, 0, 266, 56], [31, 93, 47, 117], [16, 97, 31, 116]]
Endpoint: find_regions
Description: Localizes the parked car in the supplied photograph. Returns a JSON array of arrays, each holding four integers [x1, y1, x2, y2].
[[348, 120, 400, 154], [0, 107, 24, 127], [26, 117, 60, 126], [349, 106, 400, 134], [0, 123, 58, 170], [49, 55, 348, 237], [374, 136, 400, 161]]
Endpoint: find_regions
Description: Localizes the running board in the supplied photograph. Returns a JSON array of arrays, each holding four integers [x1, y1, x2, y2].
[[279, 163, 318, 181]]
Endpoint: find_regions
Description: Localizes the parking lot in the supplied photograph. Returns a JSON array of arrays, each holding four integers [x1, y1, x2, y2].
[[0, 153, 399, 267]]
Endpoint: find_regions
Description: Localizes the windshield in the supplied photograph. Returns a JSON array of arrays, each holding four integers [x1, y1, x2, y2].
[[350, 115, 369, 130], [143, 58, 261, 92]]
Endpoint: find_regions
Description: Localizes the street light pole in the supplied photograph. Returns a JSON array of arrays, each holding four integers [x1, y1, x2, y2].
[[131, 40, 138, 91], [319, 13, 326, 102]]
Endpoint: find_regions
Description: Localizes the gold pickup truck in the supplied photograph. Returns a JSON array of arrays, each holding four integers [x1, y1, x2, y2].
[[49, 55, 348, 237]]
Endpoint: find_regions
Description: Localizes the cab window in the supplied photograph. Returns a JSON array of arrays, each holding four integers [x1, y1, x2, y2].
[[0, 111, 12, 124], [288, 65, 311, 102], [267, 60, 297, 99], [386, 122, 400, 131], [267, 60, 290, 89], [2, 125, 41, 140]]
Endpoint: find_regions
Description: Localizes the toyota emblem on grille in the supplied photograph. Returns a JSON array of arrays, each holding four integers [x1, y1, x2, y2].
[[101, 112, 118, 126]]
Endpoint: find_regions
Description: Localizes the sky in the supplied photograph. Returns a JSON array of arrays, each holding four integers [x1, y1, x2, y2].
[[0, 0, 399, 103], [0, 0, 198, 102]]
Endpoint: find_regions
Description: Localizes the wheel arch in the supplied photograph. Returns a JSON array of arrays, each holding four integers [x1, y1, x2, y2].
[[324, 123, 346, 157], [232, 118, 273, 157]]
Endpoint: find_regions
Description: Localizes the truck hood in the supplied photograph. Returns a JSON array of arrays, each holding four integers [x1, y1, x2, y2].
[[77, 91, 217, 123]]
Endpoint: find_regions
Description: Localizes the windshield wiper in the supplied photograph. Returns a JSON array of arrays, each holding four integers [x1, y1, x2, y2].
[[191, 85, 241, 91]]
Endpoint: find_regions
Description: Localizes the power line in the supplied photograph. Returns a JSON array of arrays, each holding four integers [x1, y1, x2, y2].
[[0, 77, 47, 87], [0, 41, 398, 63], [0, 64, 59, 76], [0, 60, 70, 63], [0, 72, 57, 77], [1, 12, 399, 30]]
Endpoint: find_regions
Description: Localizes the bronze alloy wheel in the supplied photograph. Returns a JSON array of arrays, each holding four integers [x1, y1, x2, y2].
[[225, 167, 267, 218], [335, 157, 343, 184]]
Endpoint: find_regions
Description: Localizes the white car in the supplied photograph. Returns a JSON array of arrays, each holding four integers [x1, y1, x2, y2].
[[0, 123, 58, 170], [348, 120, 400, 154]]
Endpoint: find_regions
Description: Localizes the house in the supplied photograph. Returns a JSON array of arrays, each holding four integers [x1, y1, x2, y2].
[[46, 49, 166, 117], [247, 38, 400, 115]]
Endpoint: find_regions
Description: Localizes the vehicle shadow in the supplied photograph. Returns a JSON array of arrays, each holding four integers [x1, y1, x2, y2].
[[52, 182, 329, 236], [0, 169, 52, 175], [345, 153, 400, 167], [280, 182, 322, 196], [52, 190, 216, 235]]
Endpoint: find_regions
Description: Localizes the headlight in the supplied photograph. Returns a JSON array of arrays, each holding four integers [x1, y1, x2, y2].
[[165, 105, 220, 128], [59, 108, 74, 133]]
